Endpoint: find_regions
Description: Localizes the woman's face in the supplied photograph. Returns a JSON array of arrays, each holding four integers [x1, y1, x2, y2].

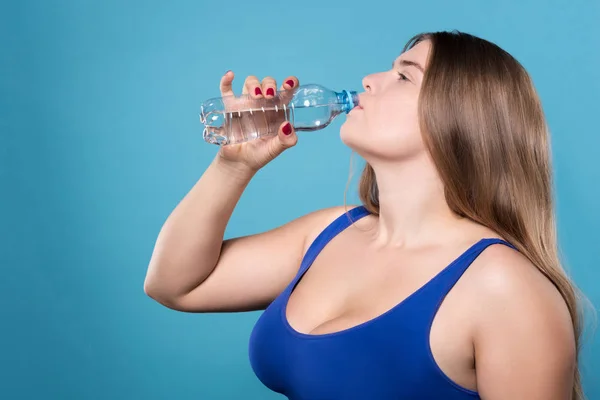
[[341, 40, 431, 162]]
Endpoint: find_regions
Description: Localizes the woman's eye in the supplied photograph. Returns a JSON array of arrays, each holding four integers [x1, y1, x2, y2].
[[397, 72, 409, 82]]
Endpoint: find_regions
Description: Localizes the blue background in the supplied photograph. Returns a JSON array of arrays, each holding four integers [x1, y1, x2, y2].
[[1, 0, 598, 398]]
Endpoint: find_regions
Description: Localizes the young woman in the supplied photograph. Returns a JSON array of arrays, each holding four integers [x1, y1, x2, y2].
[[145, 31, 582, 399]]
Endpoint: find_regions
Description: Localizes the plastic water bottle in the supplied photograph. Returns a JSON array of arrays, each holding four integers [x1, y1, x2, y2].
[[199, 84, 359, 145]]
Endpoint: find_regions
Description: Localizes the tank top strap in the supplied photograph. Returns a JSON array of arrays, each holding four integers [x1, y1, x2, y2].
[[297, 205, 370, 275]]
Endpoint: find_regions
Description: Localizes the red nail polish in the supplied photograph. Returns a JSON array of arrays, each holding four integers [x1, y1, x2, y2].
[[266, 88, 275, 96], [283, 122, 292, 135], [286, 80, 295, 88], [255, 87, 262, 95]]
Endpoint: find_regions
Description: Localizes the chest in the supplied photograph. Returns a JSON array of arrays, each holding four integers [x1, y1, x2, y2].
[[283, 233, 479, 391]]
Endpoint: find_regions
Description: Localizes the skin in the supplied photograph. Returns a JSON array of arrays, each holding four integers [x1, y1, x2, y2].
[[145, 39, 576, 399]]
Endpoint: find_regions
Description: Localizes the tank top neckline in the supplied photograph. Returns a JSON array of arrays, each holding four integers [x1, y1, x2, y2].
[[280, 205, 512, 340]]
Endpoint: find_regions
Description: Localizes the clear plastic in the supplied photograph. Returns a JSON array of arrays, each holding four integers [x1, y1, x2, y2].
[[199, 84, 359, 145]]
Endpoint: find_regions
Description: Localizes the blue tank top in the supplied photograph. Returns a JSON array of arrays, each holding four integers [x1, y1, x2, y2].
[[249, 205, 517, 400]]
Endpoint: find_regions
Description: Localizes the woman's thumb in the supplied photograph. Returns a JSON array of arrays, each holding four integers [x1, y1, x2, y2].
[[276, 121, 298, 149]]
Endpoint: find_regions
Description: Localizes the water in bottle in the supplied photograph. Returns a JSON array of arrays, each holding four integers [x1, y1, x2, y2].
[[199, 84, 359, 145]]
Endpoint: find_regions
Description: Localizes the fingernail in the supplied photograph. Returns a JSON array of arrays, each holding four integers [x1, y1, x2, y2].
[[282, 122, 292, 135], [266, 88, 275, 96], [286, 80, 295, 88], [255, 87, 262, 96], [224, 70, 231, 75]]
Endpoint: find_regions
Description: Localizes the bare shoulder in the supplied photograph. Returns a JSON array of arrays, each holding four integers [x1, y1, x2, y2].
[[471, 243, 573, 323], [469, 242, 576, 398]]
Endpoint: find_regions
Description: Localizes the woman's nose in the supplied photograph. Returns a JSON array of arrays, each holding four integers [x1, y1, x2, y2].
[[362, 75, 372, 92]]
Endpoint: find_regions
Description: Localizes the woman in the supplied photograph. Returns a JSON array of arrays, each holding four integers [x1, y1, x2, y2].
[[144, 31, 583, 399]]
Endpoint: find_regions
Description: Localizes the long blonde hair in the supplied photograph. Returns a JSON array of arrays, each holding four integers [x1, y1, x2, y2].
[[353, 31, 586, 399]]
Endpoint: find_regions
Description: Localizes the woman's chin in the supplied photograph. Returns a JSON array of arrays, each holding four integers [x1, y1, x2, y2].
[[340, 123, 360, 147]]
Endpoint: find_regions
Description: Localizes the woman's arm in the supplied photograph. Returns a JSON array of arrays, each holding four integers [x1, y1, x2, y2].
[[473, 245, 576, 399]]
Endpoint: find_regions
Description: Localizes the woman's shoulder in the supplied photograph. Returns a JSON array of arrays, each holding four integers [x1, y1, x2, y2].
[[466, 242, 576, 394], [468, 242, 575, 357], [470, 242, 564, 306]]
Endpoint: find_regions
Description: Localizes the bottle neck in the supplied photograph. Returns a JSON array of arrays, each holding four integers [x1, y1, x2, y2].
[[336, 90, 359, 113]]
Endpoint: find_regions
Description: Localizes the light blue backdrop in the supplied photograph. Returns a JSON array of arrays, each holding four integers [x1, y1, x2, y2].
[[1, 0, 598, 398]]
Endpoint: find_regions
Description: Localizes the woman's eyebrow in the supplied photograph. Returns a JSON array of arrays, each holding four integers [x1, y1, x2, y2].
[[392, 59, 424, 74]]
